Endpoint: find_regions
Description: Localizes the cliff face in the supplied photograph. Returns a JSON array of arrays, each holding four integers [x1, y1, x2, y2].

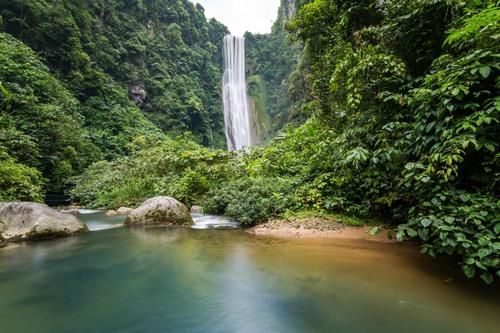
[[0, 0, 229, 148]]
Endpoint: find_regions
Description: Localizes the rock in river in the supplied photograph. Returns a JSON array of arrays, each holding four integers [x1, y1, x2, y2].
[[105, 210, 118, 217], [124, 197, 193, 227], [0, 202, 88, 242], [116, 207, 134, 215]]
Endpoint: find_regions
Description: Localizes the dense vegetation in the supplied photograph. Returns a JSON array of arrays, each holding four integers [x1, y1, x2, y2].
[[73, 0, 499, 283], [0, 0, 229, 196], [284, 0, 499, 283]]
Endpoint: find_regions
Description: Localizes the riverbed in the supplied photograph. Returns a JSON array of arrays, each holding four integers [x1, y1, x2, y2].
[[0, 212, 498, 333]]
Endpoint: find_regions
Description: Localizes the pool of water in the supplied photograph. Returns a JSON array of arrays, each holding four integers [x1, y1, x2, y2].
[[0, 214, 498, 333], [77, 211, 126, 231]]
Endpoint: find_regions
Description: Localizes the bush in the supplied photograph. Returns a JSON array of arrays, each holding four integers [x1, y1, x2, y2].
[[398, 191, 500, 284], [0, 152, 44, 202], [71, 138, 237, 208], [203, 177, 294, 226]]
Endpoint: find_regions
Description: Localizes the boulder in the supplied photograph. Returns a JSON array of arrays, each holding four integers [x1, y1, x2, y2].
[[105, 210, 118, 217], [116, 207, 134, 216], [0, 202, 88, 242], [190, 205, 204, 214], [124, 197, 193, 227], [58, 205, 82, 214]]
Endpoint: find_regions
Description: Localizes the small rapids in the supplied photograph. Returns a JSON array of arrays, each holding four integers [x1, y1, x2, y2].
[[191, 214, 240, 230], [85, 222, 122, 231], [77, 209, 102, 215], [73, 210, 239, 231]]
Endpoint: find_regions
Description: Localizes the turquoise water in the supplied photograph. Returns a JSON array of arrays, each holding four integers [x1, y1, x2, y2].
[[0, 213, 498, 333]]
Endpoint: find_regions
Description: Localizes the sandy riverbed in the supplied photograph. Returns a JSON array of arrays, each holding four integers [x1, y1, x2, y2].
[[247, 217, 397, 242]]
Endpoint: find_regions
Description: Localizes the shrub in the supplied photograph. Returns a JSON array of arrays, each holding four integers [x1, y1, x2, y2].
[[0, 152, 44, 202], [203, 177, 294, 226], [398, 191, 500, 284]]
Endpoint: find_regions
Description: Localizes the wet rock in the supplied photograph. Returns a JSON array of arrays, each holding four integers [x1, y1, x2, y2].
[[124, 197, 193, 227], [106, 210, 118, 217], [116, 207, 133, 216], [58, 205, 83, 214], [0, 202, 88, 242]]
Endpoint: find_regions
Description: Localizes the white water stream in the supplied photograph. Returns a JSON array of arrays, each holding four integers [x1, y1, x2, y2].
[[222, 35, 253, 151]]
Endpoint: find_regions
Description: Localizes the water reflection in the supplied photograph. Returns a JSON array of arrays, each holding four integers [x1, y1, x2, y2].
[[0, 227, 498, 333], [75, 211, 125, 231]]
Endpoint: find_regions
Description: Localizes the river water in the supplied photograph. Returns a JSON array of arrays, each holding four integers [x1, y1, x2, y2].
[[0, 212, 498, 333]]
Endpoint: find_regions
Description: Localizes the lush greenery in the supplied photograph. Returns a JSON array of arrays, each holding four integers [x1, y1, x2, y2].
[[0, 32, 103, 196], [71, 136, 236, 209], [0, 0, 228, 147], [0, 0, 228, 197], [73, 0, 499, 283], [284, 0, 499, 283], [245, 0, 312, 134], [1, 0, 498, 283]]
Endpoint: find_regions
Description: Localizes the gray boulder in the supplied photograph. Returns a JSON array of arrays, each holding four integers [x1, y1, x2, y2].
[[0, 202, 88, 241], [124, 197, 193, 226]]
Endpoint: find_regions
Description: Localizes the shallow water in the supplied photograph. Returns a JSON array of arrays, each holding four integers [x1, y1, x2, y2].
[[77, 211, 125, 231], [0, 215, 498, 333]]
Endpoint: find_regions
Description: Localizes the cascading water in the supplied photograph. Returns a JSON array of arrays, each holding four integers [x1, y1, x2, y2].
[[222, 35, 253, 151]]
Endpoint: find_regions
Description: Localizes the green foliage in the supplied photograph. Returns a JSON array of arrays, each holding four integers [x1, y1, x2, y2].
[[0, 151, 44, 202], [71, 138, 237, 209], [398, 190, 499, 284], [0, 33, 101, 194], [282, 0, 500, 282], [0, 0, 228, 149], [446, 3, 500, 49], [203, 177, 294, 226], [280, 210, 368, 227], [247, 75, 272, 143], [0, 0, 230, 199]]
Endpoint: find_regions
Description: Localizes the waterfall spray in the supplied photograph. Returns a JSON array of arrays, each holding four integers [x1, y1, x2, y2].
[[222, 35, 253, 151]]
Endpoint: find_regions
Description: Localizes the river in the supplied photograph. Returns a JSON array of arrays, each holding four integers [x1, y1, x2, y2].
[[0, 212, 498, 333]]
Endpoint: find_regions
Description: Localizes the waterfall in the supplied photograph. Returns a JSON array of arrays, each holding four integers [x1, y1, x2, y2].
[[222, 35, 253, 151]]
